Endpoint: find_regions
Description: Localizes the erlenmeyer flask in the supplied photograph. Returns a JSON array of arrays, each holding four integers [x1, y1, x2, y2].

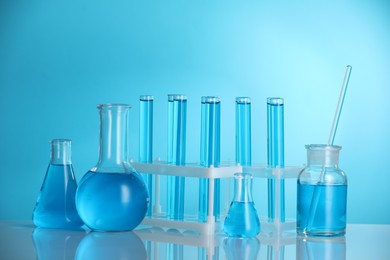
[[76, 104, 149, 231], [33, 139, 83, 229], [224, 173, 260, 238]]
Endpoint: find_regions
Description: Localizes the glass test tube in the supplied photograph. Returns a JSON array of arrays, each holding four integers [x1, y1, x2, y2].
[[199, 96, 221, 222], [267, 97, 285, 222], [236, 97, 252, 166], [167, 95, 187, 220], [139, 95, 154, 217]]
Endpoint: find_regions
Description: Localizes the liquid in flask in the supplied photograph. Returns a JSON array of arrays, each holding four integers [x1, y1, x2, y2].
[[76, 104, 149, 231], [32, 139, 83, 229], [224, 173, 260, 238]]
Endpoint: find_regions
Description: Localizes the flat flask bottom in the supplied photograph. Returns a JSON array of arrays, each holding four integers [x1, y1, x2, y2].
[[33, 164, 83, 229], [297, 183, 347, 237], [224, 201, 260, 238], [76, 171, 149, 231]]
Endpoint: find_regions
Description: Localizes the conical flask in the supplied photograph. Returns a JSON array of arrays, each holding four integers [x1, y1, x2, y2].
[[32, 139, 83, 229], [76, 104, 149, 231], [224, 172, 260, 238]]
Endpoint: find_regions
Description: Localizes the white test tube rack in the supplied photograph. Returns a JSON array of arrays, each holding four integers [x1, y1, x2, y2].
[[132, 160, 302, 238]]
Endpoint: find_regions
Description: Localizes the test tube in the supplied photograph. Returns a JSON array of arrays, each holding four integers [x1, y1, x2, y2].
[[236, 97, 252, 166], [267, 97, 285, 222], [167, 95, 187, 220], [199, 96, 221, 222], [139, 95, 154, 217]]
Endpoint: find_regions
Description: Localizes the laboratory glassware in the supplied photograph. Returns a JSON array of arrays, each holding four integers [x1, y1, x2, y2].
[[224, 172, 260, 238], [236, 97, 252, 166], [33, 139, 83, 229], [76, 104, 149, 231], [223, 237, 260, 260], [198, 96, 221, 222], [140, 95, 154, 216], [267, 97, 285, 222], [297, 144, 347, 237], [167, 95, 187, 220], [296, 235, 346, 260]]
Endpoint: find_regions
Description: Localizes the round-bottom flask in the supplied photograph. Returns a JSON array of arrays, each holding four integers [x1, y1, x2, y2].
[[224, 173, 260, 238], [297, 144, 347, 237], [76, 104, 149, 231]]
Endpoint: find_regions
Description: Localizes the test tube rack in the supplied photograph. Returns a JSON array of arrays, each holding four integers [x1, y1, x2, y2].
[[132, 160, 302, 236]]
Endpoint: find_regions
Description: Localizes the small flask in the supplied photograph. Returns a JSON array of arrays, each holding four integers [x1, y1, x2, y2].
[[76, 104, 149, 231], [33, 139, 83, 229], [297, 144, 347, 237], [224, 172, 260, 238]]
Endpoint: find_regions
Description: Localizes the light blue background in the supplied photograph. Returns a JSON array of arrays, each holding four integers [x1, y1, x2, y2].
[[1, 0, 389, 224]]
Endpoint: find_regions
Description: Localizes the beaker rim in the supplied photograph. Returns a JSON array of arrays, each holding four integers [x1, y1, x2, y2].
[[97, 104, 131, 110], [305, 144, 342, 151]]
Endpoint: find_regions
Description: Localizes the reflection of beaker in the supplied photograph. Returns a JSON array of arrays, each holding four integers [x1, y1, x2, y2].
[[32, 227, 86, 260], [224, 173, 260, 238], [296, 235, 346, 260], [223, 237, 260, 260], [75, 231, 147, 260], [33, 139, 83, 229], [76, 104, 149, 231]]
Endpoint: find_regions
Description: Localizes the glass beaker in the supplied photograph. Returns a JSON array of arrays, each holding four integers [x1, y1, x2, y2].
[[76, 104, 149, 231], [224, 173, 260, 238], [297, 144, 347, 237], [33, 139, 83, 229]]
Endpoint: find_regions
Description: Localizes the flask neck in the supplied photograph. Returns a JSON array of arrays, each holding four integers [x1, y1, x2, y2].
[[233, 173, 254, 202], [50, 139, 72, 165], [96, 104, 130, 172], [306, 144, 341, 167]]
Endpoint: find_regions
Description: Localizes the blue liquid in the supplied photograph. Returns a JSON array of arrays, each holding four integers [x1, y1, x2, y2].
[[140, 97, 153, 216], [297, 183, 347, 236], [199, 97, 221, 222], [33, 164, 83, 229], [224, 202, 260, 238], [236, 99, 251, 166], [76, 171, 149, 231], [167, 97, 187, 220], [267, 99, 285, 222]]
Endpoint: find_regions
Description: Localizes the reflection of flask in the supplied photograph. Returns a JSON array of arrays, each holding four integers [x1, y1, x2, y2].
[[297, 145, 347, 237], [32, 228, 86, 260], [223, 237, 260, 260], [33, 139, 83, 229], [75, 231, 147, 260], [76, 104, 149, 231], [224, 173, 260, 238], [296, 235, 346, 260]]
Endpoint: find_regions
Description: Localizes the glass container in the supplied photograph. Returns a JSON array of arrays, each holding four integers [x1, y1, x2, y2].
[[32, 139, 83, 229], [297, 144, 347, 237], [198, 96, 221, 222], [76, 104, 149, 231], [236, 97, 252, 166], [224, 173, 260, 238]]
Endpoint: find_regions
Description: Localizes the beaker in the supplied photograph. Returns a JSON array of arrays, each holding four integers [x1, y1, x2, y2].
[[139, 95, 154, 217], [224, 173, 260, 238], [297, 144, 347, 237], [198, 96, 221, 222], [167, 95, 187, 220], [76, 104, 149, 231], [32, 139, 83, 229]]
